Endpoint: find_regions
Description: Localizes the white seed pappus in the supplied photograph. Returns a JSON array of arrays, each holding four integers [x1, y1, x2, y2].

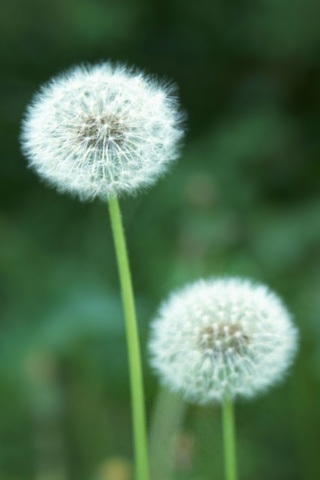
[[21, 63, 184, 200], [149, 278, 298, 404]]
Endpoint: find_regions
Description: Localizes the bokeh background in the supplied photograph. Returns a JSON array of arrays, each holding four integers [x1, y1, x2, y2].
[[1, 1, 320, 479]]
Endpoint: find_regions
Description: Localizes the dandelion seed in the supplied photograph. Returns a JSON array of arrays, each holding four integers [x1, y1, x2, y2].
[[21, 63, 184, 200], [149, 277, 298, 404]]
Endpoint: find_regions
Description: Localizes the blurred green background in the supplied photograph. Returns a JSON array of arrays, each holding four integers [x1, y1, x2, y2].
[[1, 0, 320, 479]]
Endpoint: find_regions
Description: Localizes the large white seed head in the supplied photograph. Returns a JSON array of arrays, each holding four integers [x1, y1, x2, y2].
[[149, 277, 298, 404], [21, 63, 184, 200]]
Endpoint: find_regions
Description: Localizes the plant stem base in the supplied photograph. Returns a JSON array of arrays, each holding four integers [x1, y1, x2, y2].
[[222, 398, 238, 480]]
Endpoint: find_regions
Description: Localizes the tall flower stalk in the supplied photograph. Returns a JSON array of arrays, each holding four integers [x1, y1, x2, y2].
[[21, 62, 184, 480], [108, 196, 149, 480], [222, 398, 237, 480]]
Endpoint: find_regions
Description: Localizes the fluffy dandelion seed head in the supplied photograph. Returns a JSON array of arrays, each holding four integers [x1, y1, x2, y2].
[[21, 63, 184, 200], [149, 277, 298, 404]]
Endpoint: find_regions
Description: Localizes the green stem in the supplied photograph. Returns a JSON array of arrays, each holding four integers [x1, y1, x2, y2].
[[222, 398, 238, 480], [149, 388, 186, 480], [108, 196, 149, 480]]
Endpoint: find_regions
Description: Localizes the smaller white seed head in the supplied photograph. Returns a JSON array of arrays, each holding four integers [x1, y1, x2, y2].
[[149, 277, 298, 404], [21, 63, 184, 200]]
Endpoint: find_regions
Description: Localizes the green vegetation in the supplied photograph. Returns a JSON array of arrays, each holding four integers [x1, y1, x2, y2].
[[1, 1, 320, 479]]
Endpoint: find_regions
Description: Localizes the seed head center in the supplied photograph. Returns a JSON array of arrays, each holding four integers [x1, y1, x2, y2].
[[79, 114, 127, 150], [198, 323, 248, 355]]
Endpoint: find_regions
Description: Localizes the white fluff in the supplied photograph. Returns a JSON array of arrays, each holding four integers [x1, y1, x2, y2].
[[21, 63, 184, 200], [149, 277, 298, 404]]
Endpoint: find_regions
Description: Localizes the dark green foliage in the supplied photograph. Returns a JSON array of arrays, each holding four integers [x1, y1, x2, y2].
[[0, 1, 320, 478]]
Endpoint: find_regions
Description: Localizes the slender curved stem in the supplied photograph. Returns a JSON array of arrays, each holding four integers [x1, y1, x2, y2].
[[108, 196, 149, 480], [222, 398, 238, 480]]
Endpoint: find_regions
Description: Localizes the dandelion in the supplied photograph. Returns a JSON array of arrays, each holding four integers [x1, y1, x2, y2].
[[149, 277, 298, 480], [149, 277, 297, 403], [21, 63, 184, 200], [21, 62, 184, 480]]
